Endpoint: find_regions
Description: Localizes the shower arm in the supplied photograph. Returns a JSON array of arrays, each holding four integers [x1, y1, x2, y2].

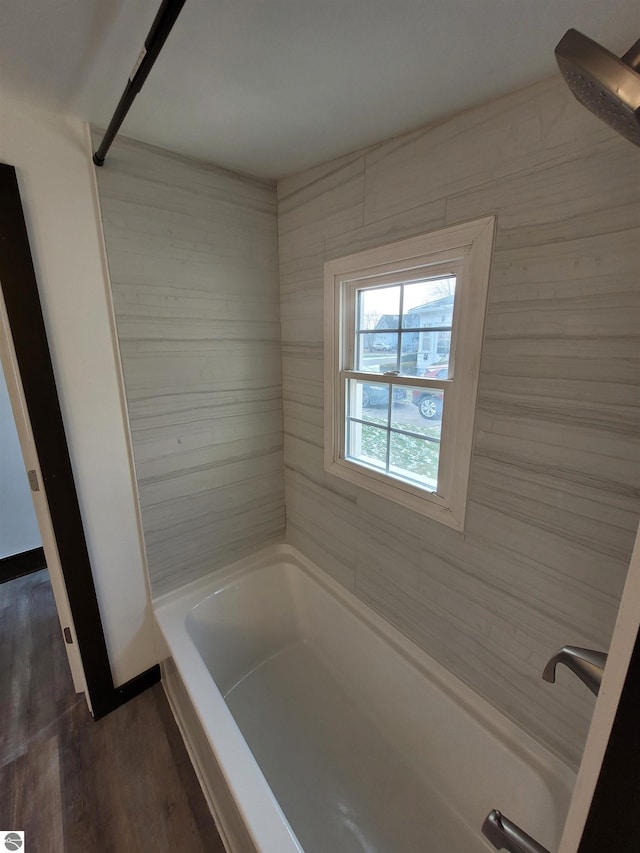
[[93, 0, 187, 166]]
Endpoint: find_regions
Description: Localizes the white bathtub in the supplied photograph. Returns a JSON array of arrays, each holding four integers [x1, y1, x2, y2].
[[154, 544, 575, 853]]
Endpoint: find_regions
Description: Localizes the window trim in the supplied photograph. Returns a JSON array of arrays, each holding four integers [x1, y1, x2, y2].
[[324, 217, 496, 531]]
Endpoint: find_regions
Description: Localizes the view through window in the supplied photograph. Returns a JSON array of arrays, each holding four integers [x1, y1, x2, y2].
[[324, 217, 495, 529], [346, 274, 456, 490]]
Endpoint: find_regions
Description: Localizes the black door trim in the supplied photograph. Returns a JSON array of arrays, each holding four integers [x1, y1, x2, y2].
[[578, 623, 640, 852], [0, 162, 158, 719]]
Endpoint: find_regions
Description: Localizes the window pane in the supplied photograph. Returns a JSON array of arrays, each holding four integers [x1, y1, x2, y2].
[[347, 422, 388, 471], [398, 334, 419, 375], [356, 336, 399, 374], [348, 379, 389, 424], [402, 277, 456, 328], [391, 387, 444, 429], [350, 273, 454, 492], [417, 332, 451, 376], [357, 285, 400, 331], [389, 433, 440, 489], [407, 388, 444, 423], [347, 380, 443, 488], [357, 332, 374, 368], [390, 388, 442, 486]]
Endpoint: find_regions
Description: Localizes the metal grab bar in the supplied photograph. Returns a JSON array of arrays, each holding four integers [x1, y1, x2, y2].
[[482, 810, 550, 853]]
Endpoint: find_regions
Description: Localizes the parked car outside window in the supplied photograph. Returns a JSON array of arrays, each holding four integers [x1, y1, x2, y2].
[[363, 384, 408, 407], [412, 363, 447, 419]]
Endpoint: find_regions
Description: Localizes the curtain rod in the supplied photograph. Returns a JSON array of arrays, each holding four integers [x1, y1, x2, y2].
[[93, 0, 187, 166]]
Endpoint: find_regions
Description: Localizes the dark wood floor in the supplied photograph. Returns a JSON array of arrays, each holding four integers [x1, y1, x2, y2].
[[0, 570, 225, 852]]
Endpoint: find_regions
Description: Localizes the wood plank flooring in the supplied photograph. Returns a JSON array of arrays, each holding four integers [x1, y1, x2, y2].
[[0, 570, 225, 852]]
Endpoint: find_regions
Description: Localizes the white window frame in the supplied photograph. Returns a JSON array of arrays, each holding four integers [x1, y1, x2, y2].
[[324, 217, 495, 531]]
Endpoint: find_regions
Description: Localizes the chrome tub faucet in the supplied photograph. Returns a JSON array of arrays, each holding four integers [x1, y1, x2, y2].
[[482, 646, 608, 852], [542, 645, 607, 696], [482, 810, 550, 853], [482, 809, 549, 853]]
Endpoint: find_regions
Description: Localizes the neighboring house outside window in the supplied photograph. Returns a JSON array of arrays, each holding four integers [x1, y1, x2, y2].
[[324, 217, 495, 531], [407, 294, 455, 369]]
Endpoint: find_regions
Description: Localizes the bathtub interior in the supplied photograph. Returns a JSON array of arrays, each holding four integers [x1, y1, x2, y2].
[[183, 554, 574, 853], [186, 562, 301, 696]]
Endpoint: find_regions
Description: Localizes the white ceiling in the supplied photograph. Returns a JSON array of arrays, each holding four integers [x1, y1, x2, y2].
[[1, 0, 638, 179]]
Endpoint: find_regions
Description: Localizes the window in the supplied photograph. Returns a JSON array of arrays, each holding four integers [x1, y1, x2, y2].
[[324, 217, 495, 530]]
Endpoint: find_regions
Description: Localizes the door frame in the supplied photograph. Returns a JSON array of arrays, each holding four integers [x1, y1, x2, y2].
[[0, 162, 158, 719], [559, 521, 640, 852], [0, 285, 90, 702]]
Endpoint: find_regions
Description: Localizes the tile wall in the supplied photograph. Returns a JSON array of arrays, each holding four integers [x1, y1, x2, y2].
[[277, 76, 640, 768], [94, 135, 285, 596]]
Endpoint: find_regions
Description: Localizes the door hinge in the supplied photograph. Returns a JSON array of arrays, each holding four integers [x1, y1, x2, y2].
[[27, 469, 40, 492], [63, 627, 73, 644]]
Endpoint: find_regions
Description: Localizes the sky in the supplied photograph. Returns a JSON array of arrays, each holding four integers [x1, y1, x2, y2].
[[358, 276, 456, 328]]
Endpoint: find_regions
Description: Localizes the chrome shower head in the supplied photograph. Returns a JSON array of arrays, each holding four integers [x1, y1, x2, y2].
[[555, 29, 640, 147]]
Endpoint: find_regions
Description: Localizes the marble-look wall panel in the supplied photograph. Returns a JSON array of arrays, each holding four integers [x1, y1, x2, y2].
[[94, 134, 285, 596], [362, 77, 616, 226], [277, 76, 640, 768]]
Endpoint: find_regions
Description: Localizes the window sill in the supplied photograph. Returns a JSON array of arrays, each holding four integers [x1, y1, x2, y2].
[[325, 457, 465, 531]]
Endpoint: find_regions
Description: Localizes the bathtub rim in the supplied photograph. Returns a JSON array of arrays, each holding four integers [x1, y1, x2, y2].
[[155, 547, 306, 853], [154, 542, 576, 852]]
